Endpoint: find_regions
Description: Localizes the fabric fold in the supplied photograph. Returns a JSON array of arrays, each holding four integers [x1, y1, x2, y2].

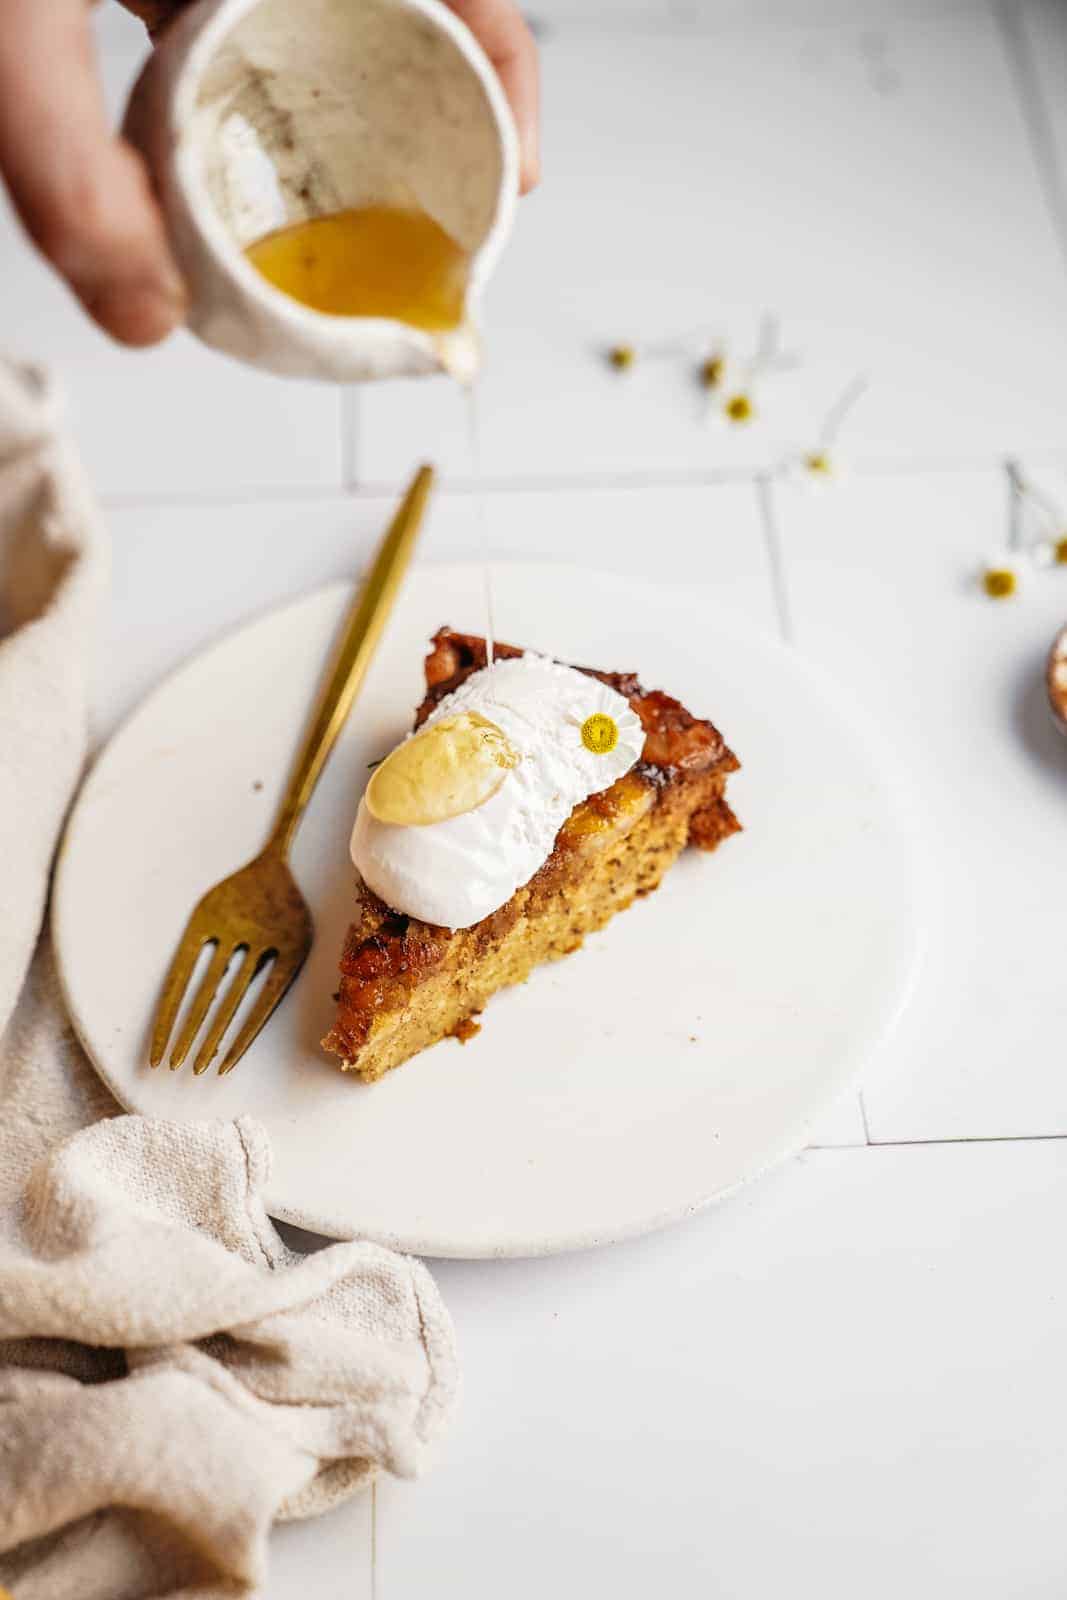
[[0, 358, 458, 1600]]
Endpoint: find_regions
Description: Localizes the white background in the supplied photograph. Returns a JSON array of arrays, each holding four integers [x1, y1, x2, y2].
[[3, 0, 1067, 1592]]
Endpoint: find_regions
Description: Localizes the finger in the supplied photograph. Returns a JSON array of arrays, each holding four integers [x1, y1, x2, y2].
[[0, 0, 186, 345], [116, 0, 187, 41], [444, 0, 541, 192]]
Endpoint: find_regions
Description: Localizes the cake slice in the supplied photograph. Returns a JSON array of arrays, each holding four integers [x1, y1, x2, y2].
[[322, 629, 741, 1081]]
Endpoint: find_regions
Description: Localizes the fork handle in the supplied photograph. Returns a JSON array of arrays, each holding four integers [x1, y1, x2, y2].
[[266, 464, 435, 857]]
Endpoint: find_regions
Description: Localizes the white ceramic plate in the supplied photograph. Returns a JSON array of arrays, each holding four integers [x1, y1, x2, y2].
[[54, 563, 923, 1257]]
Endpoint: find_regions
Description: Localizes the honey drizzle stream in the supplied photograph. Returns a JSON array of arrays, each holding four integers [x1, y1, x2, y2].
[[464, 383, 495, 671], [244, 204, 493, 659]]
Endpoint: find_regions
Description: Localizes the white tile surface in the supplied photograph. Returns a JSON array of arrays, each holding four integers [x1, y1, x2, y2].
[[102, 480, 835, 1148], [5, 6, 1067, 1593], [0, 7, 344, 499], [369, 1141, 1067, 1599], [97, 480, 775, 731], [529, 0, 992, 22], [358, 8, 1067, 488], [100, 479, 870, 1148], [1019, 0, 1067, 247], [263, 1483, 373, 1600], [1020, 0, 1067, 153], [777, 465, 1067, 1142], [527, 0, 677, 19], [805, 1085, 868, 1146]]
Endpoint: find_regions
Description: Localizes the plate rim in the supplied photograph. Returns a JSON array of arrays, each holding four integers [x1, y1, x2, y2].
[[53, 562, 927, 1256]]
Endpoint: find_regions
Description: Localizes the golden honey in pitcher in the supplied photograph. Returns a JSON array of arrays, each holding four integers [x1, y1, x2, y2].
[[244, 205, 470, 331]]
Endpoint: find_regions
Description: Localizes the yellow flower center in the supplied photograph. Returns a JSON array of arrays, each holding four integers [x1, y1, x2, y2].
[[581, 713, 619, 755], [725, 393, 754, 424], [982, 568, 1017, 599]]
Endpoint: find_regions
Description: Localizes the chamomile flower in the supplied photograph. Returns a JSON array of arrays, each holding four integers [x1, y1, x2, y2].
[[569, 681, 644, 779], [723, 391, 756, 426], [980, 555, 1021, 599], [607, 343, 636, 372], [1030, 532, 1067, 570], [779, 448, 845, 491], [699, 353, 726, 390], [782, 375, 868, 488]]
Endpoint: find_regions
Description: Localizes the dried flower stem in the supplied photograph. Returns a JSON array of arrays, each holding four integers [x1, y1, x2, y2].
[[818, 374, 870, 449], [1006, 459, 1026, 553]]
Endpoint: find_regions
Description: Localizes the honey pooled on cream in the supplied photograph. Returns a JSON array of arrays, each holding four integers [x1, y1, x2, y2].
[[351, 655, 645, 929]]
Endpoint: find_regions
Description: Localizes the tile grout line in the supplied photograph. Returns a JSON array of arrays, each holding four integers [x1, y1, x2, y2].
[[756, 471, 877, 1149], [96, 454, 1067, 514], [789, 1128, 1067, 1155], [755, 472, 793, 645], [869, 1130, 1067, 1148], [807, 1131, 1067, 1151], [340, 386, 359, 492], [350, 453, 1067, 496], [993, 0, 1067, 277]]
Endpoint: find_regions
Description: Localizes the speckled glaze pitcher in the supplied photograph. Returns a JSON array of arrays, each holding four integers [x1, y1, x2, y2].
[[123, 0, 519, 381]]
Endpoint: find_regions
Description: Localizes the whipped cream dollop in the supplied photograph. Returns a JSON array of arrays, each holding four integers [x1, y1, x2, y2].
[[351, 654, 645, 929]]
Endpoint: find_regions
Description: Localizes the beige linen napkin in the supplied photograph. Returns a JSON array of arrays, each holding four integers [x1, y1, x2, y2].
[[0, 361, 458, 1600]]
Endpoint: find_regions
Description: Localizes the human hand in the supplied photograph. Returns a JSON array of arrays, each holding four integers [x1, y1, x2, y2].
[[0, 0, 540, 350], [437, 0, 540, 193]]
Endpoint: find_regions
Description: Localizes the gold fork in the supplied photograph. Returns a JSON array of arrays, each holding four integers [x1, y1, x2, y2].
[[149, 464, 435, 1077]]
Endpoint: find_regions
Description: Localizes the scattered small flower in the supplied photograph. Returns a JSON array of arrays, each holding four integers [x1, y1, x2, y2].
[[607, 344, 636, 371], [1006, 462, 1067, 571], [981, 559, 1020, 599], [1033, 532, 1067, 569], [699, 354, 725, 389], [724, 392, 755, 425], [781, 375, 869, 486], [1032, 542, 1054, 570]]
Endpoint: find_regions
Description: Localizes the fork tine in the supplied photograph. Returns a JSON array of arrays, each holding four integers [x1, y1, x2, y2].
[[192, 948, 260, 1076], [167, 940, 233, 1070], [149, 925, 210, 1068], [218, 954, 304, 1077]]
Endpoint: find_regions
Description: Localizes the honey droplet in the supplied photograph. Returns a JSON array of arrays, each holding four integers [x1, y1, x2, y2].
[[366, 712, 520, 826]]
